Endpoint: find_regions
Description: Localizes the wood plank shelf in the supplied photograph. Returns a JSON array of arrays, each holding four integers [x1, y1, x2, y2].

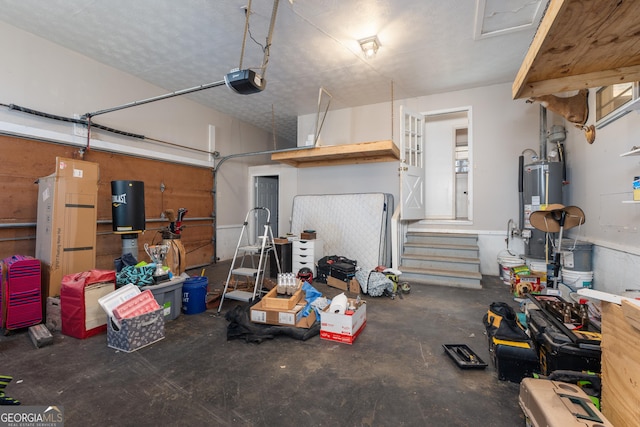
[[512, 0, 640, 99], [271, 140, 400, 168]]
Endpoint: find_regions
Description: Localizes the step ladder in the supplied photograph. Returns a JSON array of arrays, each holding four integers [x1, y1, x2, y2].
[[217, 207, 281, 313]]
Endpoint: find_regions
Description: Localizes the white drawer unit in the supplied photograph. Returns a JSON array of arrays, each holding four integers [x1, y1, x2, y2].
[[292, 239, 323, 277]]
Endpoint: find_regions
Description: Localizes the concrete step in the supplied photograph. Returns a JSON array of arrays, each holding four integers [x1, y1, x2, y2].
[[405, 231, 478, 246], [400, 231, 482, 289], [400, 253, 480, 273], [399, 266, 482, 289], [403, 242, 479, 258]]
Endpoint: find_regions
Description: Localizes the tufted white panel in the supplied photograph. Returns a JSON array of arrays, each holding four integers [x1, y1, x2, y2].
[[290, 193, 392, 271]]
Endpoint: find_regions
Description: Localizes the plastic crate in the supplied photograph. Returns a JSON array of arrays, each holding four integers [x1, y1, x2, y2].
[[112, 289, 159, 321], [141, 277, 185, 321]]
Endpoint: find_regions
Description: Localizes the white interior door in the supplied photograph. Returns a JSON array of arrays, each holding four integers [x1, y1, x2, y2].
[[424, 111, 468, 220], [399, 106, 425, 220]]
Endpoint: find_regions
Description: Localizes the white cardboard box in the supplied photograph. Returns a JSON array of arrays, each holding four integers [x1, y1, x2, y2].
[[320, 299, 366, 344]]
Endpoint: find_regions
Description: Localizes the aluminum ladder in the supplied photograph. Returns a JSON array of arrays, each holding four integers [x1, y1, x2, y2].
[[217, 207, 281, 313]]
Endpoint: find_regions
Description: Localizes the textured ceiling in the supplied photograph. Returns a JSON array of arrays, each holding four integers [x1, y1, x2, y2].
[[0, 0, 547, 145]]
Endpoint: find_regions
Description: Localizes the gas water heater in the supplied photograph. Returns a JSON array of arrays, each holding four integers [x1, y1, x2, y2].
[[521, 160, 564, 259]]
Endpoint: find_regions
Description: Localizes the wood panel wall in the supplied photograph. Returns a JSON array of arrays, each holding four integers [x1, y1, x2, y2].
[[0, 135, 214, 271]]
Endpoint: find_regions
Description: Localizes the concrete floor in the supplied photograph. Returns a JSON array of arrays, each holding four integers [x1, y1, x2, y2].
[[0, 261, 526, 426]]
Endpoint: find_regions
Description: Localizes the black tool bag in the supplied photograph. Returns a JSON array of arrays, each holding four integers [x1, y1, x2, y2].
[[483, 301, 529, 342], [317, 255, 357, 283]]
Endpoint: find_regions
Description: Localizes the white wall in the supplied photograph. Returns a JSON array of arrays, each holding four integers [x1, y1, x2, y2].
[[297, 83, 541, 274], [0, 21, 276, 263], [297, 83, 640, 293], [561, 95, 640, 294]]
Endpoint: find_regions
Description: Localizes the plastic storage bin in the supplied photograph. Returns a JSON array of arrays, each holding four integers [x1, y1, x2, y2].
[[141, 276, 185, 321]]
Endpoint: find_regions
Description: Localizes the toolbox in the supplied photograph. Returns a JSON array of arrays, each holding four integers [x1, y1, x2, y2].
[[528, 310, 601, 375], [519, 378, 613, 427], [490, 337, 540, 382], [526, 294, 600, 344], [330, 262, 356, 282], [526, 295, 601, 375], [483, 301, 539, 382], [443, 344, 487, 369], [317, 256, 357, 283]]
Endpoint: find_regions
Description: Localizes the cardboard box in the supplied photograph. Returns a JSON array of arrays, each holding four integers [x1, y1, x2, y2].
[[320, 299, 366, 344], [250, 300, 316, 328], [262, 285, 303, 310], [511, 273, 544, 297], [300, 232, 316, 240], [327, 276, 361, 294], [107, 308, 165, 353], [36, 158, 99, 298]]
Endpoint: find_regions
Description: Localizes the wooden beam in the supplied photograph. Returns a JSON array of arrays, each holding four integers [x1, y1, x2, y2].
[[271, 140, 400, 168], [512, 0, 565, 99], [515, 65, 640, 99], [513, 0, 640, 99]]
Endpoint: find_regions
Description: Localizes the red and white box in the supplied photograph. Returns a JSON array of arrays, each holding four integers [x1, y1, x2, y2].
[[320, 299, 366, 344]]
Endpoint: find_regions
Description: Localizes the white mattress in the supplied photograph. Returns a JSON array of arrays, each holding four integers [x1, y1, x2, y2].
[[290, 193, 392, 270]]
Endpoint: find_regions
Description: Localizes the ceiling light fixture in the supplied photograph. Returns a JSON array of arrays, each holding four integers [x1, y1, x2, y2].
[[358, 36, 380, 59]]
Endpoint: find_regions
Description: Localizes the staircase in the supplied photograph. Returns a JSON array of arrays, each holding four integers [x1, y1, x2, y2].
[[399, 231, 482, 289]]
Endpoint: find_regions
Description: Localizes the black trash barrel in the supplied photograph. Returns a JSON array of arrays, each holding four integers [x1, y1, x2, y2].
[[111, 180, 145, 233]]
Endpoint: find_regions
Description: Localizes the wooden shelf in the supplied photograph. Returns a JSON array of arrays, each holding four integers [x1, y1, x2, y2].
[[271, 140, 400, 168], [512, 0, 640, 99]]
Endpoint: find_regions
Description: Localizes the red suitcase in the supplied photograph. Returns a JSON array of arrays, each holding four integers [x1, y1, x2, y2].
[[1, 256, 42, 332]]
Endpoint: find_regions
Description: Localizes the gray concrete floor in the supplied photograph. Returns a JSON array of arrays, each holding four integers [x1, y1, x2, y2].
[[0, 261, 525, 426]]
